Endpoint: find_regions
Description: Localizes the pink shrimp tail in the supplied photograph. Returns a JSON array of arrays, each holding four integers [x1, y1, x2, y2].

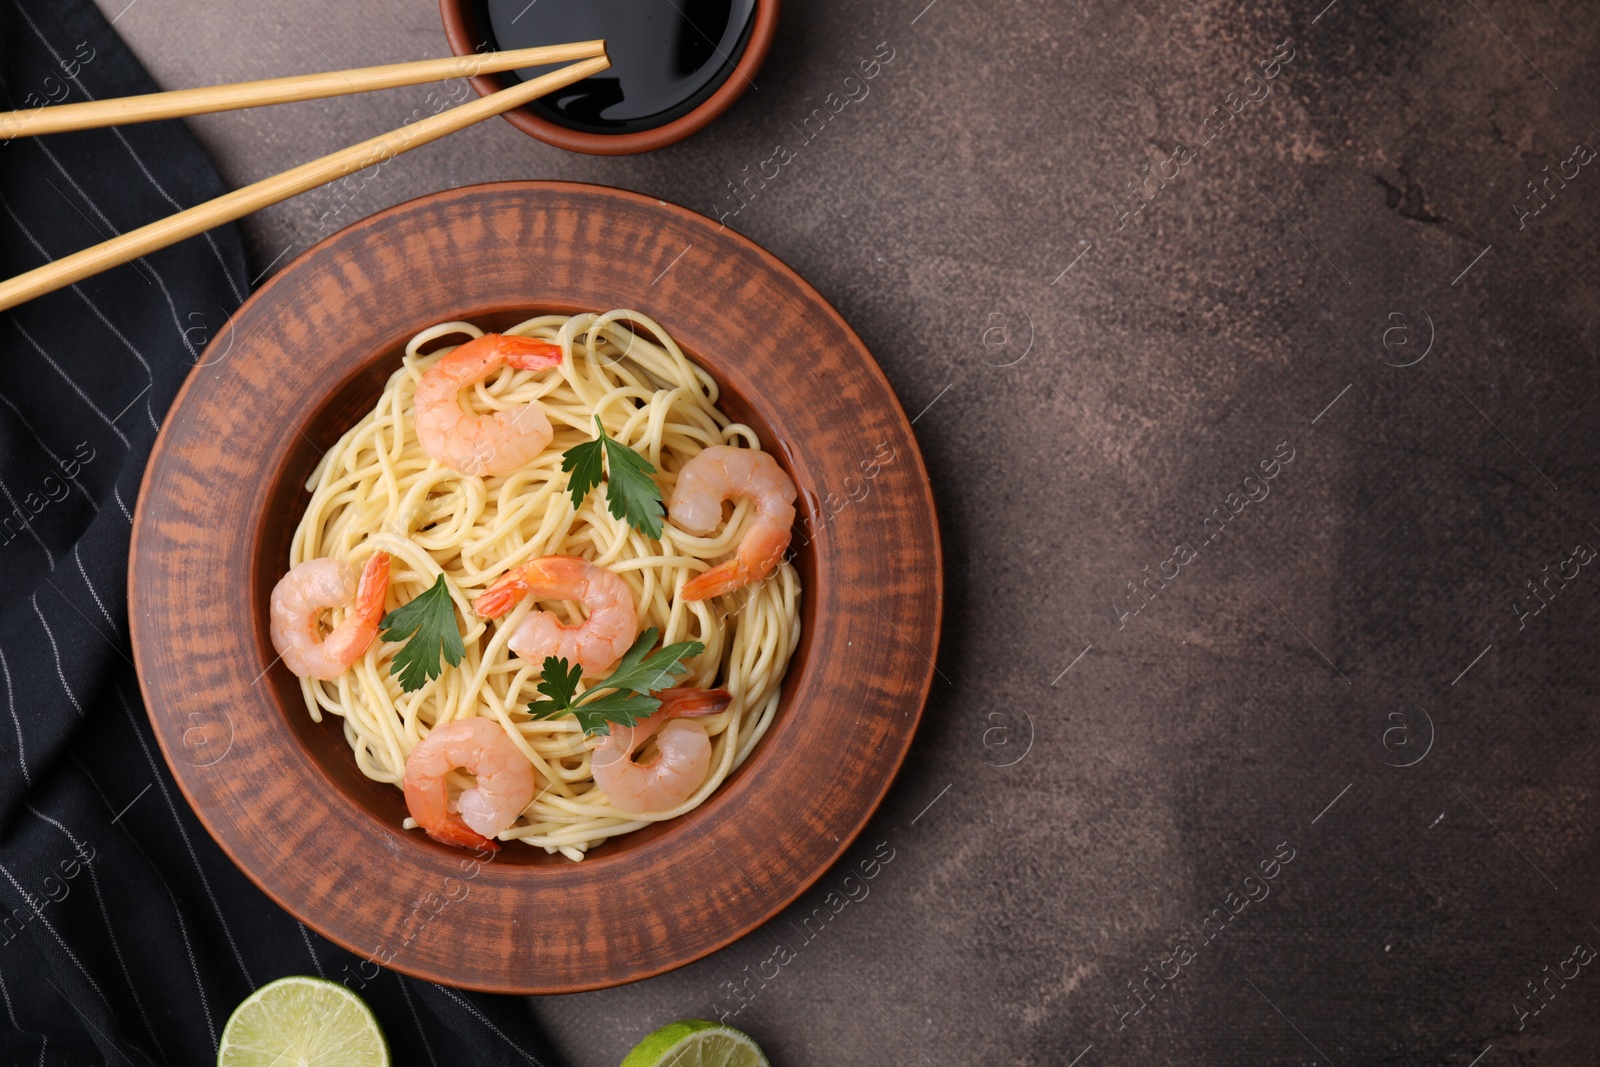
[[680, 560, 752, 601], [355, 551, 391, 621], [654, 687, 732, 717], [430, 821, 499, 851], [473, 569, 529, 619], [497, 336, 563, 372], [474, 555, 590, 618], [681, 523, 789, 601], [399, 779, 501, 851]]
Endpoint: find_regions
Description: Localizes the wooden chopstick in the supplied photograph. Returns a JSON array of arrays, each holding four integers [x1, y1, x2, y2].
[[0, 52, 609, 314], [0, 41, 604, 139]]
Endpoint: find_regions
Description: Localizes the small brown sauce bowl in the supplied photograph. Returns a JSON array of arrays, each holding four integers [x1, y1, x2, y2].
[[438, 0, 780, 155]]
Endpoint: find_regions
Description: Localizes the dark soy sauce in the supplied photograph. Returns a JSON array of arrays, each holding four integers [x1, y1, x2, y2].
[[474, 0, 758, 134]]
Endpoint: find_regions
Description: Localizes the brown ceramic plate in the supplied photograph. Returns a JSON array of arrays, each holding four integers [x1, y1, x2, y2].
[[129, 181, 941, 993]]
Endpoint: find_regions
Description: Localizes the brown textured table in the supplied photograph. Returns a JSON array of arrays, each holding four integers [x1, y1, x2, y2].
[[97, 0, 1600, 1063]]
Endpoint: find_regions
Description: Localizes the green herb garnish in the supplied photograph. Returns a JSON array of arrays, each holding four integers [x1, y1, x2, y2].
[[378, 574, 465, 692], [526, 627, 704, 736], [561, 415, 666, 538]]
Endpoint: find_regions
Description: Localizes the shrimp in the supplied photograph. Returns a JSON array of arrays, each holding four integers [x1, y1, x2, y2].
[[413, 332, 564, 477], [269, 552, 390, 680], [590, 688, 732, 814], [669, 445, 797, 601], [403, 717, 537, 850], [474, 555, 638, 676]]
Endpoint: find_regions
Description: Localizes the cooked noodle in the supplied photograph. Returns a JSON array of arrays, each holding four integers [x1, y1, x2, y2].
[[290, 310, 801, 860]]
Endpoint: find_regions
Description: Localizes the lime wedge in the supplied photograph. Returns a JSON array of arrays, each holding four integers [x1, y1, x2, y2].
[[217, 975, 389, 1067], [621, 1019, 769, 1067]]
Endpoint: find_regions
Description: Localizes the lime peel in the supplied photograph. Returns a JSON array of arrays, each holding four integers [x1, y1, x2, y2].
[[621, 1018, 769, 1067], [217, 975, 389, 1067]]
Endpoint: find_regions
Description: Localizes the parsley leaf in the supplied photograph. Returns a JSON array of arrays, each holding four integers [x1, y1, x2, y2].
[[600, 430, 665, 538], [568, 692, 661, 736], [560, 427, 605, 511], [598, 628, 705, 696], [378, 574, 465, 692], [524, 627, 706, 736], [560, 416, 665, 539], [525, 656, 582, 720]]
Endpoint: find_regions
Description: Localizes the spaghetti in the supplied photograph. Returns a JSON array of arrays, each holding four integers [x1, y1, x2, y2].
[[285, 310, 801, 860]]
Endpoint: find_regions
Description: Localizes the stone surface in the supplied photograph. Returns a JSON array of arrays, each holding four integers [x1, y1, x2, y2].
[[94, 0, 1600, 1062]]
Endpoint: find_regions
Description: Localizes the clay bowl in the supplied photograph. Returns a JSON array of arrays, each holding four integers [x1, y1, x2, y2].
[[129, 181, 941, 992], [439, 0, 779, 155]]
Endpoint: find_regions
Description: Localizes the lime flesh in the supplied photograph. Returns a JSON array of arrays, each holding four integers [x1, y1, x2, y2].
[[621, 1018, 769, 1067], [216, 975, 389, 1067]]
